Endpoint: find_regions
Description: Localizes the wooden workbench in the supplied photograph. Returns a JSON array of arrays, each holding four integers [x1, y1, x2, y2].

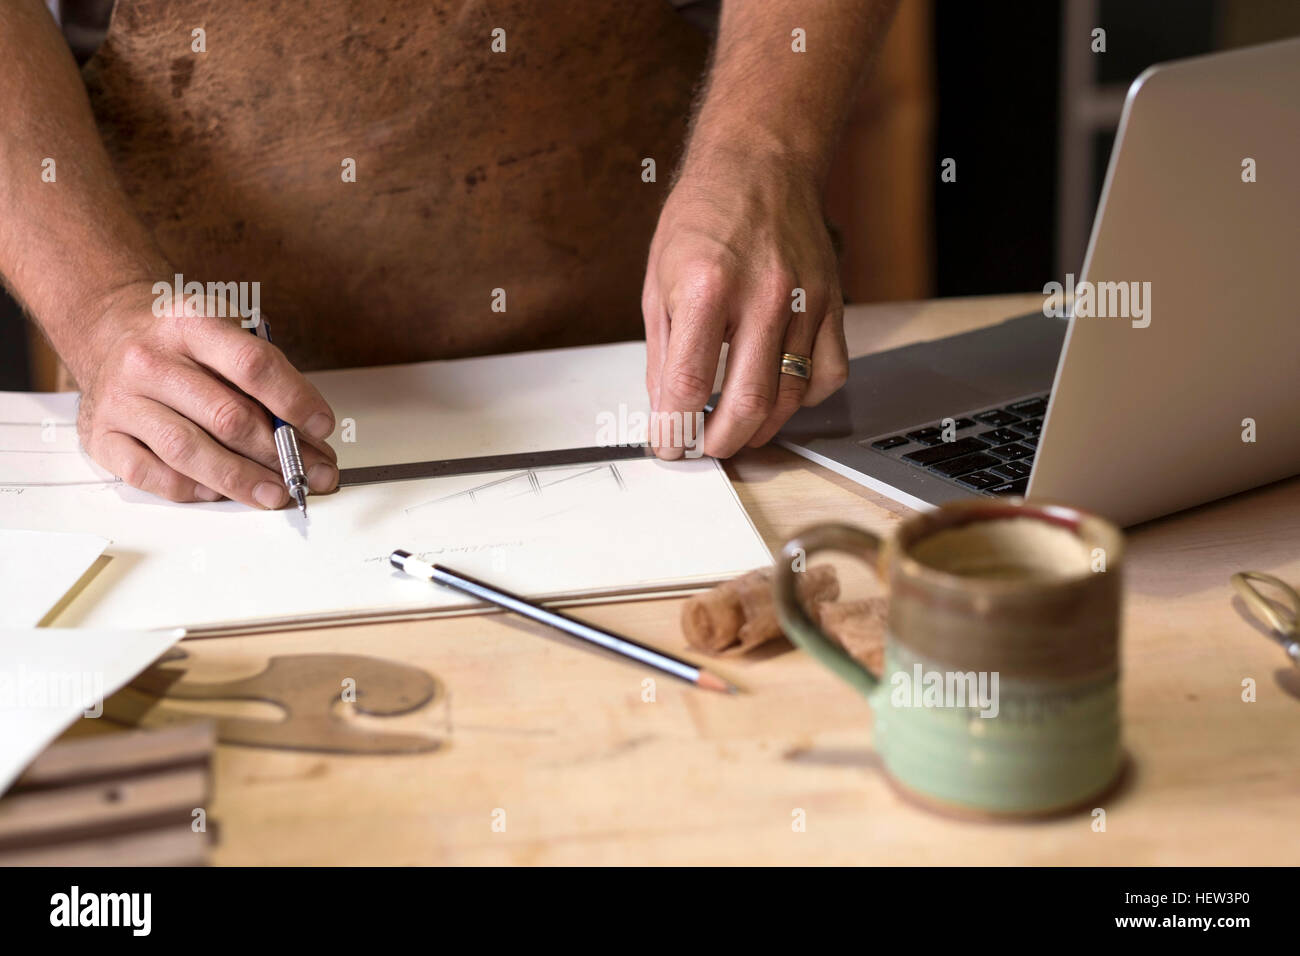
[[108, 294, 1300, 865]]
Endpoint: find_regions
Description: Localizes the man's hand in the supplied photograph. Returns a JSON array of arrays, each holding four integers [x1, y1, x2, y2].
[[641, 0, 897, 459], [70, 284, 339, 507], [0, 4, 337, 507], [643, 152, 847, 459]]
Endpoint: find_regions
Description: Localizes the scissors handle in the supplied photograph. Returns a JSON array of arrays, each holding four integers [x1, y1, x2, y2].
[[1231, 572, 1300, 662]]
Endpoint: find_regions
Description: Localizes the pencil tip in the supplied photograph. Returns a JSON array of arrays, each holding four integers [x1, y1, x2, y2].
[[696, 670, 740, 695]]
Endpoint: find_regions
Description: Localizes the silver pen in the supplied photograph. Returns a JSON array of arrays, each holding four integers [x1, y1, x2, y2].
[[250, 318, 308, 516]]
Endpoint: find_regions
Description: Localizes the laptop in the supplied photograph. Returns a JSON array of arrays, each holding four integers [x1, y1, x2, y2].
[[778, 37, 1300, 527]]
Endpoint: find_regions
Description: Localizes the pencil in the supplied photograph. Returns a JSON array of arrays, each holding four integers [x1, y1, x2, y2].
[[250, 319, 309, 517], [389, 550, 739, 694]]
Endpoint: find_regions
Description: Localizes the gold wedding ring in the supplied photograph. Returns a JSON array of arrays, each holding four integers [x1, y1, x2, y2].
[[780, 352, 813, 380]]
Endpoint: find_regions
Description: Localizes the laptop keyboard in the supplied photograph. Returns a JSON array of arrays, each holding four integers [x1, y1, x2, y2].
[[862, 394, 1048, 497]]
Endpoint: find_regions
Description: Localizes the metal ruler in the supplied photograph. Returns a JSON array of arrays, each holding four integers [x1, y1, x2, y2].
[[337, 444, 657, 487]]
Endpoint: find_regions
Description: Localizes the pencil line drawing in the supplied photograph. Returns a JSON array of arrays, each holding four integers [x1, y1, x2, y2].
[[404, 462, 627, 515]]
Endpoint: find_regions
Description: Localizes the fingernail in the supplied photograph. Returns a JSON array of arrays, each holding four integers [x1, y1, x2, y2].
[[195, 485, 222, 502], [307, 462, 337, 492], [254, 481, 286, 509], [305, 413, 334, 440]]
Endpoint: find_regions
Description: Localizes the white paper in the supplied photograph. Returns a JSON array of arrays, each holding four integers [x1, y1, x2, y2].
[[314, 341, 659, 466], [0, 627, 184, 796], [0, 342, 771, 632], [0, 530, 110, 627]]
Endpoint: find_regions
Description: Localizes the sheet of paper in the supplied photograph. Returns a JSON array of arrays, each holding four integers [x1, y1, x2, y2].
[[0, 529, 110, 626], [313, 341, 661, 465], [0, 342, 771, 632], [0, 627, 184, 796]]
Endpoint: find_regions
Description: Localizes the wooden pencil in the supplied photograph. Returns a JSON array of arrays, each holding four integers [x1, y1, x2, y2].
[[389, 550, 739, 694]]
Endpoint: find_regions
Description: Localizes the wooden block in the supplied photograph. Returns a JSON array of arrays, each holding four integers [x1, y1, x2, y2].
[[0, 721, 216, 866], [0, 827, 209, 867], [12, 721, 215, 789]]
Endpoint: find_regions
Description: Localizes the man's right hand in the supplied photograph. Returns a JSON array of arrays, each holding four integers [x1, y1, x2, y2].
[[69, 285, 339, 508]]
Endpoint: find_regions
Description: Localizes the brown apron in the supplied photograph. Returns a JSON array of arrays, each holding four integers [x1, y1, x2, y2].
[[82, 0, 708, 371]]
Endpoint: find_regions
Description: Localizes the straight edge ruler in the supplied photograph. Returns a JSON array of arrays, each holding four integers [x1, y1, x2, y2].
[[336, 444, 659, 487]]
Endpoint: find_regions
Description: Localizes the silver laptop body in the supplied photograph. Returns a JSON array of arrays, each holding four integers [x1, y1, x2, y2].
[[778, 37, 1300, 527]]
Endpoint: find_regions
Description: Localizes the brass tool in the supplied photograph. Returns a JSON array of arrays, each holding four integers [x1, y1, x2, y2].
[[117, 652, 442, 754], [1231, 571, 1300, 667]]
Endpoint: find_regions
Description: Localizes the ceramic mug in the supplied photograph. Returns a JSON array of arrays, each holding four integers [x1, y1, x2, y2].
[[775, 500, 1125, 818]]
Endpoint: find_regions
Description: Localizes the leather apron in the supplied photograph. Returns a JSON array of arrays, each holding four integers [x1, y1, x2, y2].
[[82, 0, 708, 370]]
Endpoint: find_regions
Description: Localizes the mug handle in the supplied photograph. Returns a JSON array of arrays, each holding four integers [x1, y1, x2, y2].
[[775, 523, 885, 698]]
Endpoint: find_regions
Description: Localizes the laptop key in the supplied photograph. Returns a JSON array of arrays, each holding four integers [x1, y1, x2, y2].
[[1012, 417, 1044, 437], [870, 435, 909, 450], [956, 471, 1003, 490], [901, 437, 989, 466], [1006, 398, 1048, 417], [988, 477, 1030, 496], [941, 416, 977, 430], [989, 442, 1035, 461], [991, 459, 1033, 479], [973, 409, 1021, 427], [904, 427, 945, 446], [929, 452, 1001, 478], [978, 427, 1021, 445], [1023, 436, 1039, 448]]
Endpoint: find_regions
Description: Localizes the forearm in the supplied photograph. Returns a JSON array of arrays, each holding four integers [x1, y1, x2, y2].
[[683, 0, 898, 188], [0, 0, 168, 368]]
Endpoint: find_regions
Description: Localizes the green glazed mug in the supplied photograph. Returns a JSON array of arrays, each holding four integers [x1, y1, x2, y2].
[[775, 500, 1125, 818]]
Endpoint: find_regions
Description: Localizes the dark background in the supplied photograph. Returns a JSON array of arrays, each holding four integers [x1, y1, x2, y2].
[[932, 0, 1249, 298]]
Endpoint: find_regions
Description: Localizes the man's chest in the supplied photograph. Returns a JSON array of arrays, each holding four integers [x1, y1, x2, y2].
[[78, 0, 709, 367]]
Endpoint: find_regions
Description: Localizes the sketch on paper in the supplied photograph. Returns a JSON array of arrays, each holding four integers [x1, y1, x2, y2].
[[0, 357, 771, 633], [405, 463, 627, 516]]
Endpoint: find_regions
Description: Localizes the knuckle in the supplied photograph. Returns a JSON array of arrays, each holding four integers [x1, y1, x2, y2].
[[118, 456, 149, 489], [209, 397, 256, 445], [762, 267, 800, 304], [664, 366, 713, 407], [690, 258, 732, 292], [119, 342, 160, 380], [159, 474, 195, 502], [819, 353, 849, 390], [155, 421, 196, 464], [232, 340, 274, 381], [675, 260, 732, 318], [730, 389, 774, 424], [214, 461, 249, 497]]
